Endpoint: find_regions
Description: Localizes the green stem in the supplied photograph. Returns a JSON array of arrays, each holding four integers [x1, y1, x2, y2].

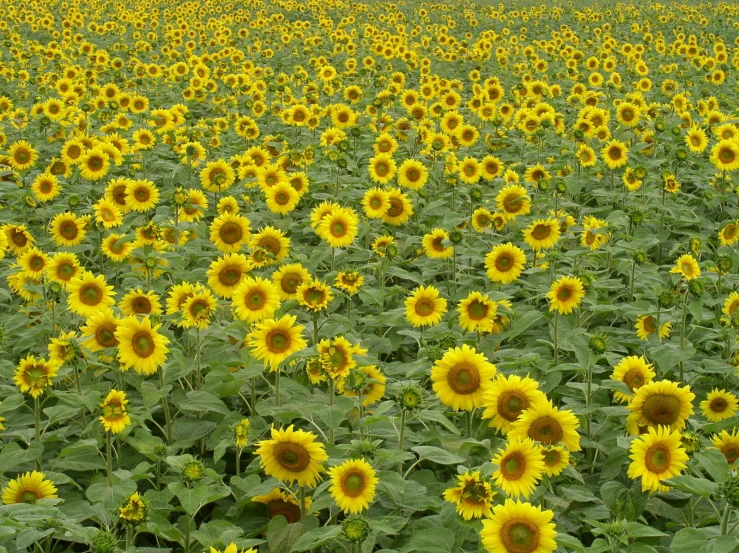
[[679, 287, 689, 383], [34, 396, 41, 443], [629, 260, 636, 302], [236, 448, 242, 479], [250, 378, 256, 414], [553, 311, 560, 366], [465, 410, 472, 438], [328, 378, 335, 444], [195, 328, 202, 390], [159, 368, 173, 445], [300, 486, 306, 518], [184, 512, 191, 553], [398, 409, 406, 474], [720, 503, 732, 535], [106, 432, 113, 486], [275, 369, 281, 407]]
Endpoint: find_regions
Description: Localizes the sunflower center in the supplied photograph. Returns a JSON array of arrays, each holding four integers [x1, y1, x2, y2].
[[369, 196, 383, 209], [259, 236, 281, 255], [431, 236, 446, 252], [710, 398, 728, 412], [134, 188, 150, 202], [495, 253, 513, 272], [722, 446, 739, 464], [80, 284, 103, 305], [387, 198, 403, 217], [643, 316, 657, 333], [503, 194, 524, 213], [607, 146, 622, 160], [305, 288, 326, 305], [645, 444, 671, 473], [342, 472, 366, 497], [642, 394, 681, 426], [132, 331, 155, 357], [267, 330, 290, 353], [275, 442, 310, 472], [467, 300, 488, 320], [282, 274, 301, 294], [331, 222, 346, 237], [499, 392, 525, 421], [500, 452, 526, 480], [267, 499, 301, 523], [60, 221, 79, 240], [219, 222, 243, 244], [414, 298, 435, 317], [15, 150, 30, 164], [103, 401, 125, 419], [623, 369, 645, 391], [447, 362, 480, 395], [406, 168, 420, 181], [531, 224, 551, 240], [527, 416, 563, 445], [543, 449, 560, 465], [719, 148, 735, 164], [275, 192, 289, 204], [96, 323, 118, 347], [556, 286, 573, 301], [88, 156, 104, 170], [132, 297, 152, 314], [19, 490, 41, 504], [501, 520, 539, 553], [29, 256, 45, 271], [57, 263, 75, 280]]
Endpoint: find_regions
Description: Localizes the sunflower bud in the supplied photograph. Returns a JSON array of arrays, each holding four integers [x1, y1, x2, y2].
[[555, 181, 567, 194], [91, 530, 120, 553], [68, 194, 80, 208], [396, 384, 423, 412], [538, 179, 550, 191], [427, 345, 443, 363], [337, 156, 348, 170], [573, 129, 585, 141], [344, 366, 368, 393], [342, 515, 370, 543], [689, 237, 701, 255], [731, 313, 739, 329], [182, 459, 205, 483], [338, 139, 350, 152], [634, 166, 647, 179], [385, 242, 398, 259], [470, 186, 483, 201], [441, 335, 457, 350], [351, 437, 380, 459], [688, 279, 704, 296], [633, 250, 647, 265], [657, 289, 676, 309], [628, 208, 644, 226], [588, 334, 608, 354], [681, 431, 701, 454], [605, 519, 627, 539], [153, 444, 168, 457], [449, 229, 463, 245], [717, 255, 732, 273]]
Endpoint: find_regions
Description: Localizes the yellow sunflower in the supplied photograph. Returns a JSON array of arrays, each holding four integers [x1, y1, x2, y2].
[[297, 279, 333, 313], [538, 445, 570, 477], [256, 425, 328, 487], [207, 253, 252, 298], [328, 458, 378, 514], [101, 234, 134, 263], [247, 314, 307, 371], [115, 316, 170, 375], [250, 226, 290, 264], [368, 153, 397, 185], [79, 147, 110, 181], [492, 438, 545, 499], [180, 289, 218, 329], [382, 188, 413, 226], [67, 271, 116, 317], [700, 389, 738, 423], [443, 471, 495, 520], [610, 355, 656, 403], [496, 184, 531, 220], [710, 139, 739, 172], [431, 344, 496, 411], [50, 212, 87, 247], [13, 355, 60, 398], [457, 291, 497, 333], [485, 243, 526, 284], [318, 208, 359, 248], [2, 472, 57, 505], [522, 218, 560, 251], [99, 389, 131, 434], [7, 140, 38, 171], [628, 425, 688, 492], [125, 180, 160, 212], [710, 429, 739, 465], [252, 488, 306, 523], [397, 159, 428, 190], [265, 182, 300, 215], [482, 374, 547, 435], [210, 213, 252, 253], [337, 365, 386, 406], [404, 285, 447, 328], [509, 400, 581, 452], [635, 315, 672, 341], [232, 276, 281, 323], [626, 380, 695, 435], [335, 271, 364, 295], [119, 288, 162, 317], [272, 263, 311, 300], [670, 254, 701, 280], [80, 309, 121, 352], [422, 229, 454, 259], [481, 499, 557, 553], [547, 276, 585, 314], [601, 139, 629, 169], [362, 188, 390, 218]]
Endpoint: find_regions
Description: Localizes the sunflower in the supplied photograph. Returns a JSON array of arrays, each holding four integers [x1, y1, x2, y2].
[[485, 243, 527, 284], [180, 189, 208, 222], [481, 499, 557, 553], [99, 389, 131, 434], [372, 236, 394, 258], [458, 157, 482, 184], [2, 472, 58, 505], [3, 224, 34, 255], [50, 212, 87, 247], [265, 182, 300, 215], [626, 380, 695, 435], [318, 336, 364, 379], [382, 188, 413, 226], [601, 139, 629, 169], [670, 254, 701, 280], [397, 159, 428, 190], [580, 216, 609, 251], [79, 147, 110, 180], [67, 271, 116, 317], [94, 199, 123, 229], [685, 126, 708, 153], [710, 429, 739, 465], [80, 309, 121, 352], [252, 488, 307, 523], [443, 471, 495, 520], [125, 180, 160, 212], [482, 374, 547, 435], [492, 438, 545, 499], [547, 276, 585, 314], [405, 285, 447, 328], [472, 207, 494, 232], [256, 425, 328, 487], [318, 208, 359, 248], [31, 173, 61, 203], [101, 234, 134, 263], [115, 316, 170, 375], [8, 140, 38, 171], [328, 458, 378, 514], [538, 445, 570, 477], [207, 253, 252, 298], [457, 291, 497, 333], [422, 228, 454, 259], [210, 213, 252, 253], [710, 139, 739, 172], [362, 188, 390, 218], [719, 222, 739, 246], [273, 263, 311, 300], [431, 344, 496, 412], [335, 271, 364, 295], [337, 365, 386, 406], [700, 389, 738, 423], [119, 288, 162, 317], [496, 184, 531, 220], [18, 247, 49, 277], [634, 315, 672, 341], [509, 400, 581, 452], [232, 276, 281, 323], [368, 153, 397, 184], [250, 226, 290, 264], [181, 289, 217, 329], [611, 356, 655, 403], [723, 291, 739, 319], [13, 355, 60, 398], [628, 425, 688, 492], [247, 314, 307, 371], [200, 159, 236, 192], [522, 218, 560, 251]]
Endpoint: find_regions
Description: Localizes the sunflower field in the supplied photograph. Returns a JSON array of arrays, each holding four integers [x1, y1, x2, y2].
[[2, 0, 739, 552]]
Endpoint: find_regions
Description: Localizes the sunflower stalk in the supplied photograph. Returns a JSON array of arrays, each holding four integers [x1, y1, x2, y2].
[[678, 287, 689, 383], [106, 431, 113, 486], [299, 486, 306, 517], [553, 311, 560, 366], [275, 368, 281, 407], [159, 368, 173, 445], [328, 378, 335, 444]]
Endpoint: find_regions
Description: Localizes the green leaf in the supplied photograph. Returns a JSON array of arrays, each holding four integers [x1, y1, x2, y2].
[[404, 528, 455, 553], [290, 525, 341, 551], [179, 390, 230, 415], [411, 446, 465, 465], [267, 516, 319, 553], [419, 410, 461, 435], [554, 533, 586, 552], [694, 449, 730, 483], [624, 522, 666, 538], [664, 475, 718, 498], [670, 528, 707, 553], [168, 482, 231, 515]]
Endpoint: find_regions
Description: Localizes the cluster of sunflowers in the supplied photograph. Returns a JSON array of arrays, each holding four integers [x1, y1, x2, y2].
[[1, 0, 739, 551]]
